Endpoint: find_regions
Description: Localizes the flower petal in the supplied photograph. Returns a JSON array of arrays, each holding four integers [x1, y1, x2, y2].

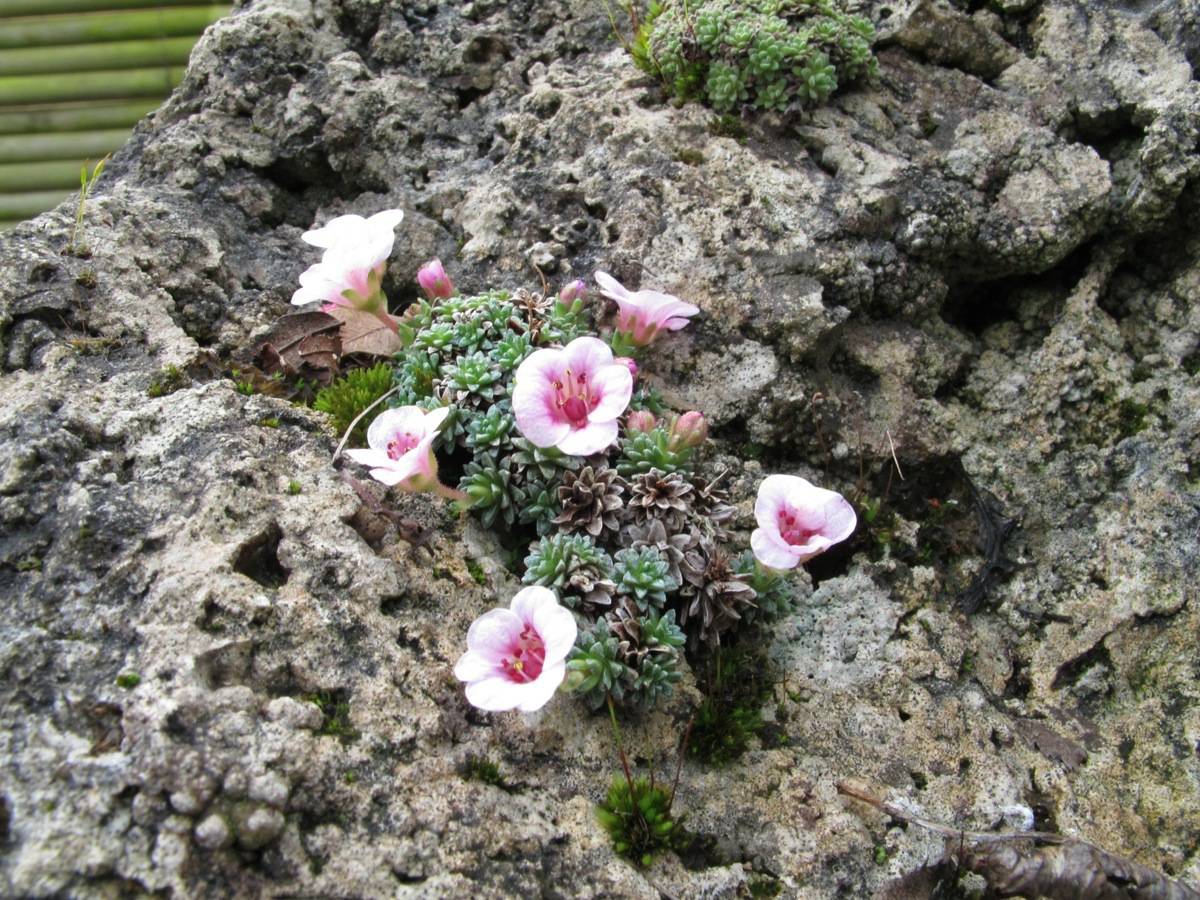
[[509, 585, 559, 627], [512, 359, 571, 448], [302, 213, 366, 248], [587, 364, 633, 423], [557, 418, 618, 456], [366, 208, 405, 231], [367, 465, 411, 487], [791, 534, 835, 563], [562, 335, 614, 375], [343, 448, 392, 469], [594, 270, 632, 304], [532, 605, 578, 666], [366, 406, 427, 451], [754, 474, 805, 529], [751, 527, 801, 570], [453, 649, 499, 682], [422, 405, 451, 436], [464, 675, 521, 712], [514, 662, 566, 712], [821, 493, 858, 543], [465, 608, 522, 659]]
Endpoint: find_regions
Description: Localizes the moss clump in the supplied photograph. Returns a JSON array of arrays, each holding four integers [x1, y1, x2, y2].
[[147, 364, 187, 398], [461, 755, 512, 790], [465, 558, 487, 586], [689, 646, 770, 765], [632, 0, 877, 115], [596, 774, 681, 866], [306, 692, 360, 745], [313, 363, 394, 444], [115, 672, 141, 689], [287, 480, 302, 495], [1117, 398, 1151, 437]]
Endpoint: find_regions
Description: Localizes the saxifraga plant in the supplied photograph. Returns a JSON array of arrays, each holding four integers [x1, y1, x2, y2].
[[629, 0, 878, 114], [596, 773, 681, 866]]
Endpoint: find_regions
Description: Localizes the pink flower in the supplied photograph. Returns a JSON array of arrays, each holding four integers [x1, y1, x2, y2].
[[668, 411, 707, 450], [751, 474, 857, 570], [625, 410, 657, 433], [594, 270, 699, 346], [292, 209, 405, 316], [512, 336, 633, 456], [344, 405, 449, 492], [559, 279, 587, 304], [614, 356, 638, 380], [417, 258, 454, 299], [453, 586, 577, 712], [301, 209, 405, 251]]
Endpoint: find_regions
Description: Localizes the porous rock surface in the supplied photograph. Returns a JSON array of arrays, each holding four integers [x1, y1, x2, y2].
[[2, 0, 1199, 896]]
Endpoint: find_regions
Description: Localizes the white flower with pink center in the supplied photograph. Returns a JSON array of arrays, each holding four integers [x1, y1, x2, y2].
[[751, 474, 857, 570], [453, 586, 577, 712], [511, 336, 633, 456], [344, 405, 449, 492], [594, 270, 699, 346], [291, 209, 405, 315]]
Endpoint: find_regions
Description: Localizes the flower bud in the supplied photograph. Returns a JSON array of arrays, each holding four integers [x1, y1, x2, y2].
[[559, 279, 587, 304], [417, 258, 453, 299], [668, 411, 707, 450], [626, 410, 657, 433], [614, 356, 638, 380]]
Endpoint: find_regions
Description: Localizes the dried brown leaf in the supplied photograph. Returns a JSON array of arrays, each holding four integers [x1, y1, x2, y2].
[[328, 307, 402, 357], [253, 311, 342, 384]]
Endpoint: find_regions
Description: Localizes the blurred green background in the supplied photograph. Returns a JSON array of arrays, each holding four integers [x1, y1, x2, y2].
[[0, 0, 230, 231]]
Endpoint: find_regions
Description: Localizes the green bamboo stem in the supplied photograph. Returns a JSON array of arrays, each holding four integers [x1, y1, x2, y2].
[[0, 7, 229, 49], [0, 128, 130, 163], [0, 189, 73, 220], [0, 100, 157, 135], [2, 0, 208, 17], [0, 36, 197, 77], [0, 66, 185, 105], [0, 159, 94, 191]]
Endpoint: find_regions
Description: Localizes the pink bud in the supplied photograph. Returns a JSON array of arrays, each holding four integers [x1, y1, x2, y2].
[[417, 258, 453, 299], [559, 279, 587, 304], [614, 356, 638, 380], [668, 411, 707, 450], [626, 410, 657, 433]]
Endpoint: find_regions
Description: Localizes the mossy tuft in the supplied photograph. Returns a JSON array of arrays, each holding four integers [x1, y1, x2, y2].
[[689, 645, 770, 765], [313, 363, 395, 445], [596, 773, 680, 866]]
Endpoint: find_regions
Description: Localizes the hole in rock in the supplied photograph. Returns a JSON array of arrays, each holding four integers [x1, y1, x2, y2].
[[232, 523, 289, 589]]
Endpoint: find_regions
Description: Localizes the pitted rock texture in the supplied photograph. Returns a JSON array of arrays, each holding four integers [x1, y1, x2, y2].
[[2, 0, 1199, 897]]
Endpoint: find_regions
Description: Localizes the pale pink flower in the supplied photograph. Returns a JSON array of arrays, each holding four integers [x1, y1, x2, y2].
[[751, 474, 857, 570], [668, 411, 707, 450], [614, 356, 638, 380], [417, 258, 454, 299], [292, 209, 405, 316], [453, 586, 577, 712], [594, 270, 699, 346], [559, 279, 587, 304], [301, 209, 405, 251], [625, 410, 657, 433], [511, 336, 633, 456], [344, 405, 449, 493]]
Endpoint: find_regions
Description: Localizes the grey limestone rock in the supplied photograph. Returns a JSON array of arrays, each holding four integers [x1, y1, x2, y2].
[[1, 0, 1199, 896]]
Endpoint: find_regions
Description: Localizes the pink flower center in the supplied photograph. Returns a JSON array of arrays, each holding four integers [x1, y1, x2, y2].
[[777, 508, 818, 546], [552, 368, 595, 428], [386, 431, 421, 460], [500, 626, 546, 683]]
